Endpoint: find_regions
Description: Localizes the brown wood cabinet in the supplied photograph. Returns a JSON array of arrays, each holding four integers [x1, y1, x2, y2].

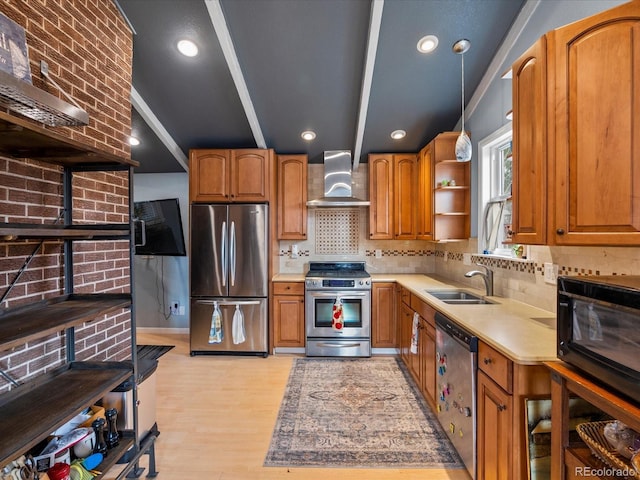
[[511, 36, 548, 245], [477, 370, 513, 480], [190, 148, 272, 203], [371, 282, 397, 348], [416, 143, 433, 240], [368, 154, 394, 239], [398, 290, 436, 407], [276, 154, 307, 239], [548, 361, 640, 480], [411, 294, 436, 407], [399, 291, 420, 380], [393, 154, 418, 240], [476, 340, 551, 480], [368, 153, 417, 240], [272, 282, 305, 347], [512, 1, 640, 245], [431, 132, 470, 241]]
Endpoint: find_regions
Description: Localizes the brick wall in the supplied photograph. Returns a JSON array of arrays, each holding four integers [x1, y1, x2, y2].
[[0, 1, 133, 393]]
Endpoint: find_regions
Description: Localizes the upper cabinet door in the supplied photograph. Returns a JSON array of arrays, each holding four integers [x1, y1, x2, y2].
[[511, 36, 548, 245], [416, 144, 433, 240], [277, 154, 307, 239], [369, 154, 394, 240], [231, 149, 271, 202], [189, 149, 231, 203], [393, 154, 417, 240], [552, 2, 640, 245]]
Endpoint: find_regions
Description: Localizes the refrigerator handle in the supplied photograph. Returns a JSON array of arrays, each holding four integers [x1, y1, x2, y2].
[[230, 220, 236, 286], [221, 221, 227, 286]]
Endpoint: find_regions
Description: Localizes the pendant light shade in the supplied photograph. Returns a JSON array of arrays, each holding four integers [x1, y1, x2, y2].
[[453, 39, 472, 162]]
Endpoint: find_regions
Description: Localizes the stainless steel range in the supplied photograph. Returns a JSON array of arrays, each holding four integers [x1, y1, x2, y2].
[[305, 262, 371, 357]]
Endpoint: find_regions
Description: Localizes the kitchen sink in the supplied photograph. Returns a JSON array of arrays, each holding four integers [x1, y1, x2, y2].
[[425, 289, 497, 305]]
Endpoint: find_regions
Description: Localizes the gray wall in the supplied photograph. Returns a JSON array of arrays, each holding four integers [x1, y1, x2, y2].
[[133, 173, 190, 329], [465, 0, 626, 235]]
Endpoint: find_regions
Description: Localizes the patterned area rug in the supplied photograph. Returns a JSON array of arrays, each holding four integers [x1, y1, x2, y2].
[[264, 357, 464, 469]]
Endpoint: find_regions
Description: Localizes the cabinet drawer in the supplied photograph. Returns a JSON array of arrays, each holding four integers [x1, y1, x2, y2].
[[400, 287, 411, 306], [273, 282, 304, 296], [425, 321, 436, 339], [478, 341, 513, 393], [410, 294, 435, 327]]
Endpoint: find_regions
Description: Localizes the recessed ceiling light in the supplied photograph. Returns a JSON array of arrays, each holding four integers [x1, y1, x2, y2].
[[177, 39, 198, 57], [301, 130, 316, 141], [390, 130, 406, 140], [417, 35, 439, 54], [129, 136, 140, 146]]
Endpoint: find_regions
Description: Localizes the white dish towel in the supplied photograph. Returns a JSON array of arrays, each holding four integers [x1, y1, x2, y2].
[[232, 304, 246, 344], [410, 311, 419, 354]]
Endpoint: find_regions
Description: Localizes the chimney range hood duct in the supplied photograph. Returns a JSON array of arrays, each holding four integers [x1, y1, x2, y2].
[[306, 150, 370, 207]]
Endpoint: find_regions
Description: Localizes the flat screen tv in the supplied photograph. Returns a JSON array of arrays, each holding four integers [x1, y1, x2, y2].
[[134, 198, 187, 256]]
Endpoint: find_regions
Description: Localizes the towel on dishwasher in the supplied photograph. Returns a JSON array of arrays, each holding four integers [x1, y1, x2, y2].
[[332, 296, 344, 331], [410, 311, 419, 354]]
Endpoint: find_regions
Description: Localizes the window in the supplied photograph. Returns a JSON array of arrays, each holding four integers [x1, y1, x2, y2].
[[478, 124, 517, 257]]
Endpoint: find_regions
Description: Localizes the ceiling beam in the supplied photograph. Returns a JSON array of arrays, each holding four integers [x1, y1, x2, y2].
[[131, 87, 189, 172], [205, 0, 267, 149], [352, 0, 384, 171], [465, 0, 540, 121]]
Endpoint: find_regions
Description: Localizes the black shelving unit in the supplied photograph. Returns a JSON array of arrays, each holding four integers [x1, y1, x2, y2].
[[0, 87, 154, 478]]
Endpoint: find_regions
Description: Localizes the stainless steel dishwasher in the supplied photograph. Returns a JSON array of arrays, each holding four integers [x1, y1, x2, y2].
[[435, 312, 478, 479]]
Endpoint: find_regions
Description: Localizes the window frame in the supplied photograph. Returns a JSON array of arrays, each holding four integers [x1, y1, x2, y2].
[[477, 123, 522, 258]]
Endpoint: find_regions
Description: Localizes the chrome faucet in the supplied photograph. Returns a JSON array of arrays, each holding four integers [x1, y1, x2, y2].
[[465, 263, 494, 296]]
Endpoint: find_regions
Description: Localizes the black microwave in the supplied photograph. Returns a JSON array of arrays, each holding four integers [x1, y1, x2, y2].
[[557, 275, 640, 403]]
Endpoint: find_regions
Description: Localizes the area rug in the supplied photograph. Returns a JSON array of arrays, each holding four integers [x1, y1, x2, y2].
[[264, 357, 464, 469]]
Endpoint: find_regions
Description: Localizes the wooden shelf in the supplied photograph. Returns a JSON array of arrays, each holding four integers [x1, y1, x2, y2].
[[435, 185, 469, 190], [0, 294, 132, 351], [434, 212, 470, 216], [0, 110, 137, 167], [94, 430, 136, 479], [0, 362, 132, 467], [0, 223, 130, 240]]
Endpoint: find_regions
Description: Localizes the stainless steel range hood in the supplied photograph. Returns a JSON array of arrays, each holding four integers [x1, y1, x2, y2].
[[306, 150, 370, 207]]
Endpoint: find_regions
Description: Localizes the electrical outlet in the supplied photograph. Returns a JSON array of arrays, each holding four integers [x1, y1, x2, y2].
[[169, 300, 179, 315], [443, 251, 448, 263], [178, 305, 186, 316], [463, 253, 472, 266], [375, 249, 382, 259], [543, 263, 558, 285]]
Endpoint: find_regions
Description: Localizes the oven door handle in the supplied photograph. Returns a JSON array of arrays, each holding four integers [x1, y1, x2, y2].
[[316, 342, 364, 348], [306, 291, 369, 299]]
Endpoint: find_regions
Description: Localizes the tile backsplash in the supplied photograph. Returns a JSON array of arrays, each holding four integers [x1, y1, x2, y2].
[[278, 163, 640, 313]]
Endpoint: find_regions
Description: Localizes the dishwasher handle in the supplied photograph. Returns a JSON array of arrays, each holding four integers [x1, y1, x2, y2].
[[435, 312, 478, 352]]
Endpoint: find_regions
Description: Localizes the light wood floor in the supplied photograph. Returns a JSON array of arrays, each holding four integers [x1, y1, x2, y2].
[[108, 332, 470, 480]]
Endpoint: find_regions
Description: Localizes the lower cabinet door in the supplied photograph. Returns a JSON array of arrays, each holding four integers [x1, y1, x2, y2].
[[477, 370, 513, 480], [273, 295, 305, 347]]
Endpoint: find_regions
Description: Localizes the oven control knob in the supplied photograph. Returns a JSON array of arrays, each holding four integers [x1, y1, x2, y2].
[[359, 280, 364, 285], [365, 280, 370, 285]]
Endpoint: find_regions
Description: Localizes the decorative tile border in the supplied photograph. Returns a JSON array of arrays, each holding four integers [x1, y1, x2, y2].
[[364, 249, 436, 257], [470, 255, 536, 274]]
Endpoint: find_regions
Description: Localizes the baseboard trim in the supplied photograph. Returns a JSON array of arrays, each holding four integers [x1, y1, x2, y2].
[[137, 327, 189, 335]]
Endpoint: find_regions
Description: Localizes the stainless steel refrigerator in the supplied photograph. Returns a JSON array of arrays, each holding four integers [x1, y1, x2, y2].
[[190, 204, 269, 356]]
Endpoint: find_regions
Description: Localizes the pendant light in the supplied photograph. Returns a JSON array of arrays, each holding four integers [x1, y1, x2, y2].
[[453, 39, 472, 162]]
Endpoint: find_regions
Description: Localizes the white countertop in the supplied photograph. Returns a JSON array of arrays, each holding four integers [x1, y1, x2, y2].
[[272, 273, 557, 365]]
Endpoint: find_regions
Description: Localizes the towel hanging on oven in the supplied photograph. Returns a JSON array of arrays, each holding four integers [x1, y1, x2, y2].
[[332, 296, 344, 331]]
